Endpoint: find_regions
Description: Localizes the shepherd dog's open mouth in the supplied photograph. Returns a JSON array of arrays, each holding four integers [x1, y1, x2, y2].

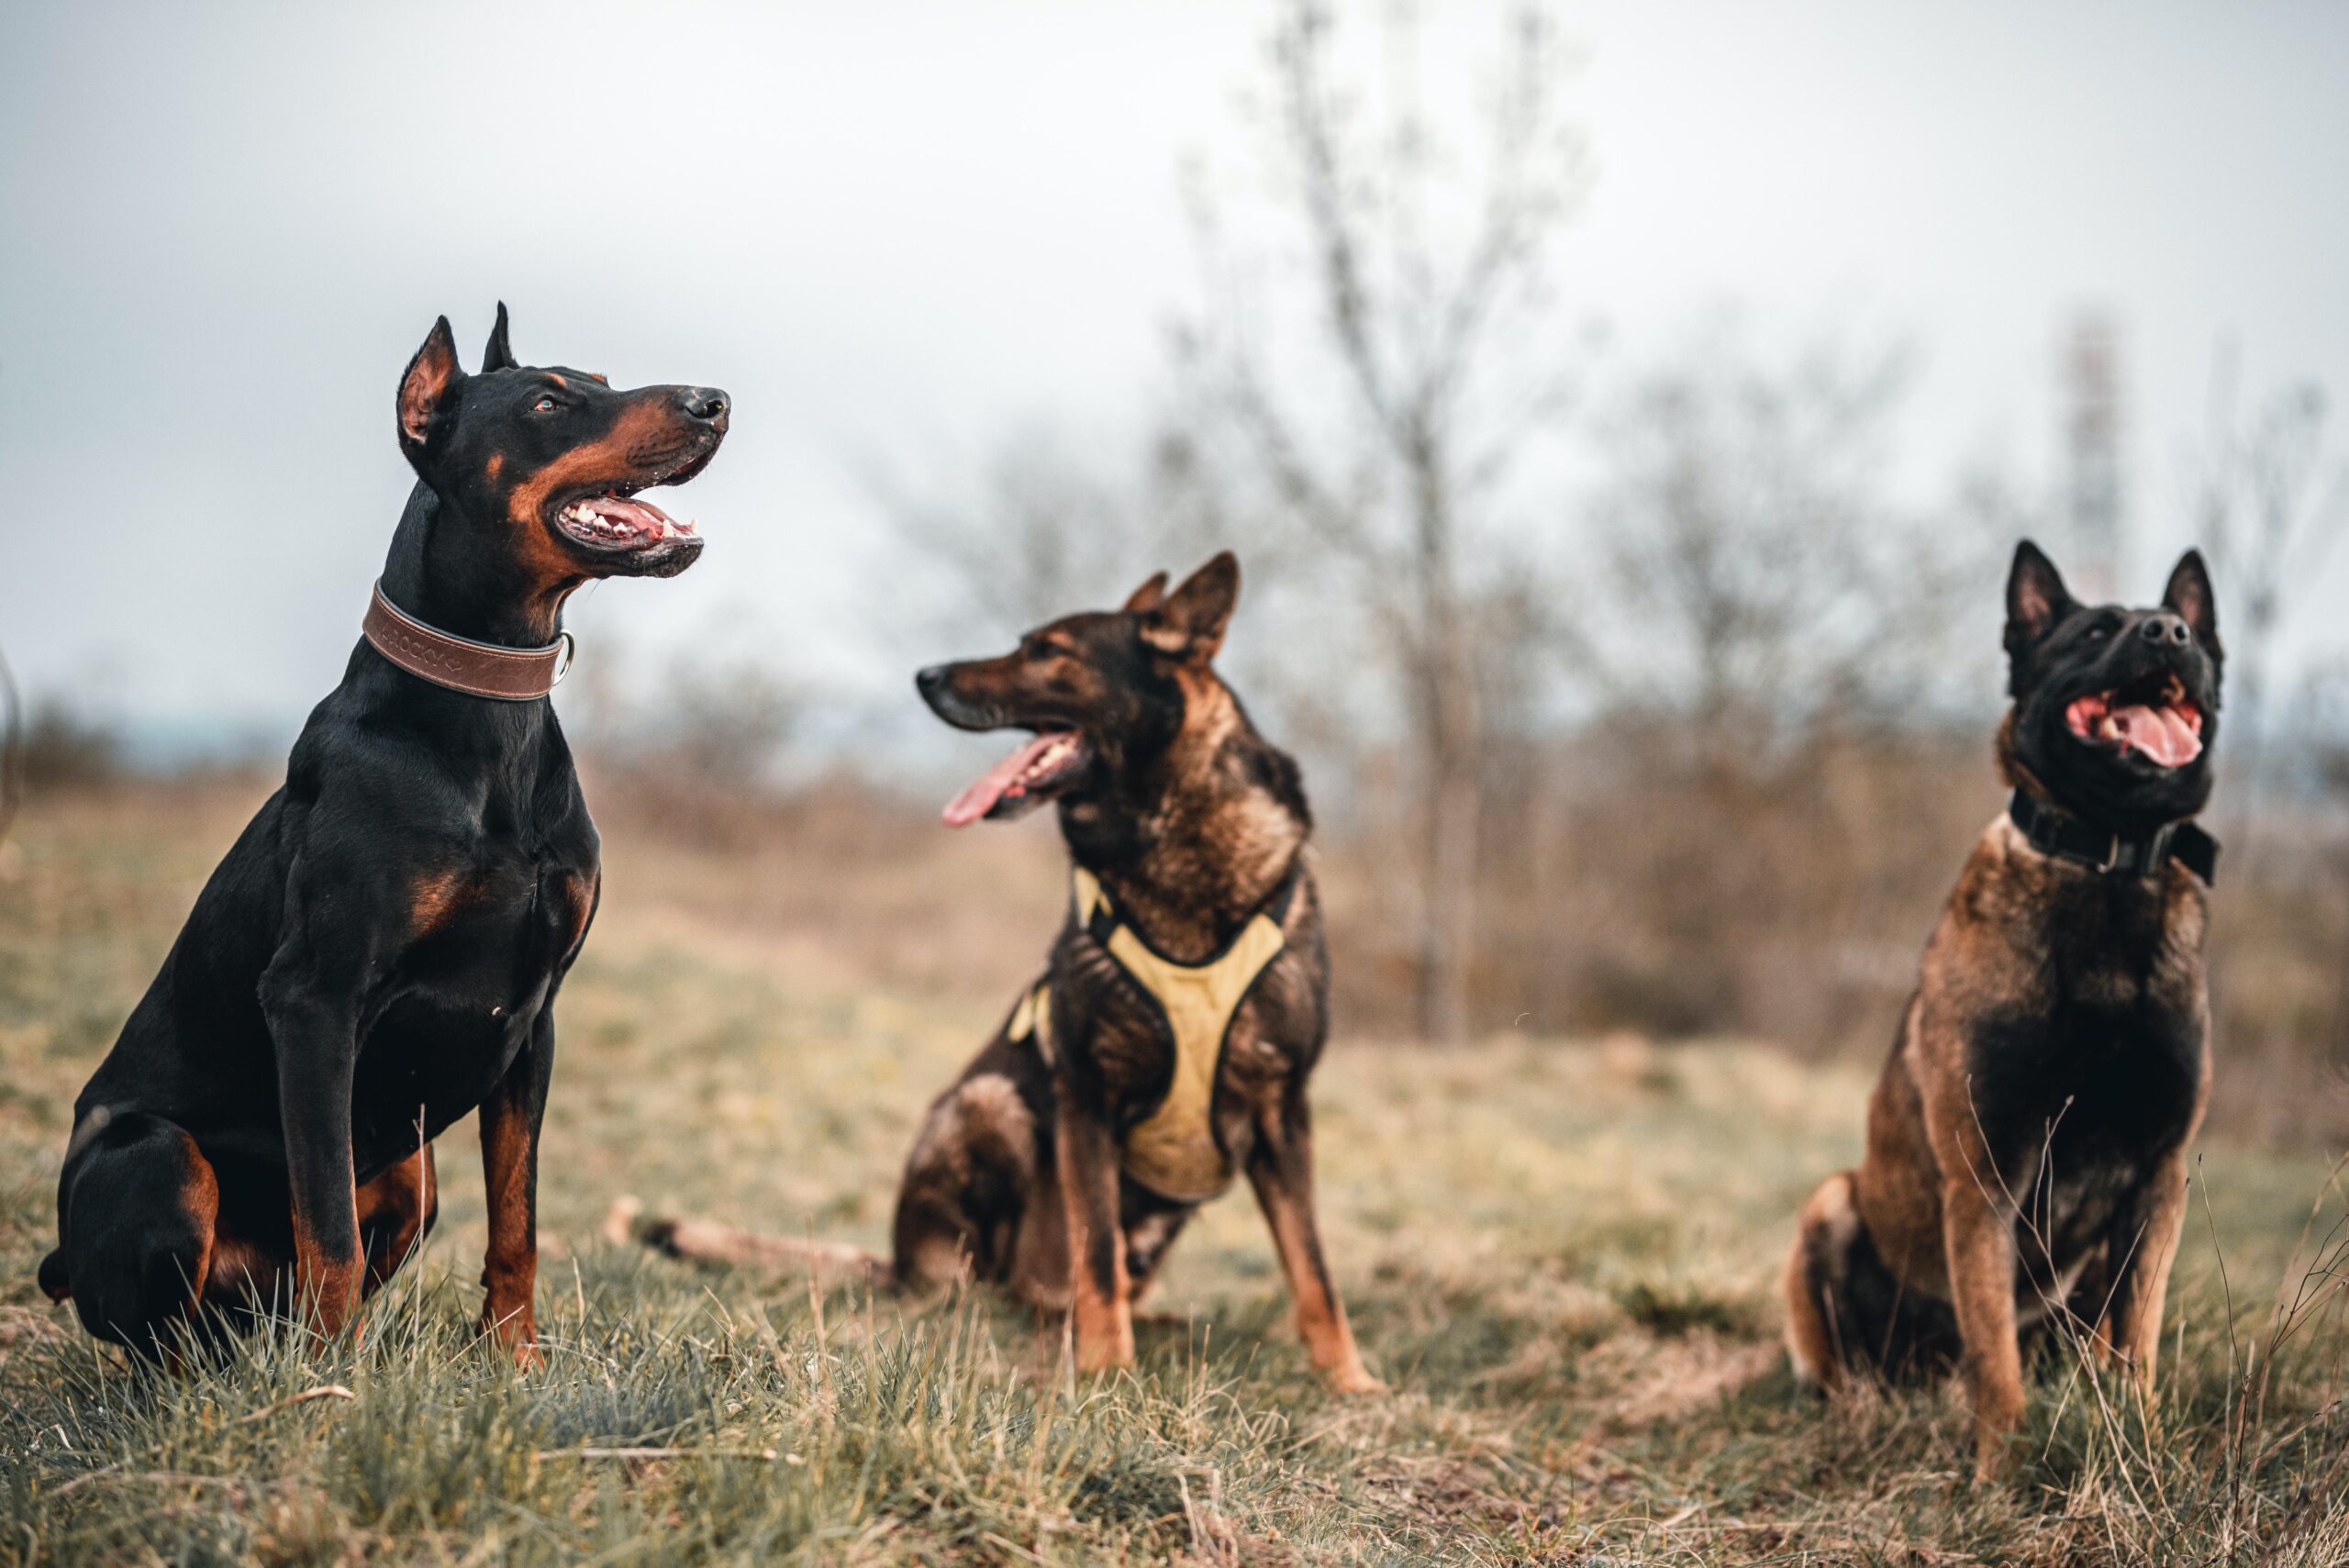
[[942, 730, 1092, 826], [2065, 672, 2203, 768]]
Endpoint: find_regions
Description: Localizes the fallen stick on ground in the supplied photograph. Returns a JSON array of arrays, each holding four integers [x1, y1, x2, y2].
[[239, 1385, 355, 1423], [542, 1445, 781, 1462], [602, 1195, 891, 1283]]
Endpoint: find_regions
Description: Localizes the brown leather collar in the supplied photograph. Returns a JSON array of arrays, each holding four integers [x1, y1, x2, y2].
[[362, 581, 573, 701]]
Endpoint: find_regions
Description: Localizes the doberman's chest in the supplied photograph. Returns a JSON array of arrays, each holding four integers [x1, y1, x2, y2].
[[350, 835, 597, 1165]]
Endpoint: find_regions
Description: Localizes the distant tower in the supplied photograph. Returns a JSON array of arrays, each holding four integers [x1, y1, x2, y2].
[[2063, 314, 2124, 601]]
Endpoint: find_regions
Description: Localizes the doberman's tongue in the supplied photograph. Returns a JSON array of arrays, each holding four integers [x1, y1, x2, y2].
[[942, 733, 1066, 828], [599, 496, 687, 537], [2112, 703, 2203, 767]]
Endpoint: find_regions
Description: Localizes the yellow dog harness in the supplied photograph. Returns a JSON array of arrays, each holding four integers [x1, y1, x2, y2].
[[1008, 862, 1300, 1202]]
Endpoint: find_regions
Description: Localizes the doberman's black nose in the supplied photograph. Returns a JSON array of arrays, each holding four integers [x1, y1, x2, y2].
[[2141, 612, 2192, 646], [681, 387, 729, 430], [916, 665, 949, 702]]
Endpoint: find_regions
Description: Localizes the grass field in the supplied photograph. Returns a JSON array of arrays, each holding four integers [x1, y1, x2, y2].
[[3, 780, 2346, 1564]]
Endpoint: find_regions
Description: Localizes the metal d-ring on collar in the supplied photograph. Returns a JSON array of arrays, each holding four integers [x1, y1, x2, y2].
[[362, 581, 575, 702], [2006, 789, 2220, 886]]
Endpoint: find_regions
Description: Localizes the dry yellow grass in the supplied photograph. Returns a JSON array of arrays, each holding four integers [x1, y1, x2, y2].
[[1, 777, 2344, 1563]]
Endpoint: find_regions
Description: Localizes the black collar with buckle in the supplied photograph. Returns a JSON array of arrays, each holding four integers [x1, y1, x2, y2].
[[2007, 789, 2219, 886]]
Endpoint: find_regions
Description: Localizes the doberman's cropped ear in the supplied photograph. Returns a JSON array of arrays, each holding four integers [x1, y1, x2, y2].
[[2003, 539, 2074, 658], [1121, 571, 1170, 614], [397, 317, 463, 462], [481, 302, 518, 373], [2162, 549, 2221, 659], [1141, 551, 1240, 662]]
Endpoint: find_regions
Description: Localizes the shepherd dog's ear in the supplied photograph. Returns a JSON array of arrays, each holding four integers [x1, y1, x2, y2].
[[1141, 552, 1240, 662], [481, 301, 518, 373], [2003, 539, 2074, 659], [1122, 571, 1170, 614], [397, 317, 463, 465], [2162, 549, 2221, 660]]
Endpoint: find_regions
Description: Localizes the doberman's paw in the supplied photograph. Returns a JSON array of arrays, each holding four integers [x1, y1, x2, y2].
[[476, 1311, 542, 1370], [1326, 1363, 1388, 1396], [1074, 1342, 1137, 1374]]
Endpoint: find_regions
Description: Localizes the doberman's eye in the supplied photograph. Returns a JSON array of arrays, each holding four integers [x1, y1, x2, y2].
[[533, 395, 560, 414]]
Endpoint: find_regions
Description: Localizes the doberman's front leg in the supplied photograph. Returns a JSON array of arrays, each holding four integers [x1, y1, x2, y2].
[[477, 1016, 554, 1366], [1246, 1088, 1383, 1394], [260, 973, 363, 1339], [1054, 1091, 1135, 1373]]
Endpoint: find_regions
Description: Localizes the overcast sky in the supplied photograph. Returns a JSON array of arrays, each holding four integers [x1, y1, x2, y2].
[[5, 1, 2346, 754]]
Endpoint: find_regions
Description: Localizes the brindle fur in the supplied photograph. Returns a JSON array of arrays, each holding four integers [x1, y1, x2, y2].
[[908, 556, 1375, 1388], [1785, 540, 2221, 1481], [629, 556, 1380, 1392]]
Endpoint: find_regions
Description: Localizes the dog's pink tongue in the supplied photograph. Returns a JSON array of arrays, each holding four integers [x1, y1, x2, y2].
[[2113, 704, 2203, 767], [942, 734, 1062, 828], [599, 496, 685, 536]]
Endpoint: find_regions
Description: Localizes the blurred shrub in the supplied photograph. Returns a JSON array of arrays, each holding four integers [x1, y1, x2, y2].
[[19, 699, 124, 790]]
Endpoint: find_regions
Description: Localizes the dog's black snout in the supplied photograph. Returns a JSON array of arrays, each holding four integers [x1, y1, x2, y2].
[[2141, 612, 2192, 646], [916, 665, 949, 701], [682, 387, 729, 429]]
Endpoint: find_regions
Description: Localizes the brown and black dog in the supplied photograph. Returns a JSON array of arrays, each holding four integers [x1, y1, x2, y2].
[[631, 554, 1381, 1391], [1784, 539, 2222, 1479]]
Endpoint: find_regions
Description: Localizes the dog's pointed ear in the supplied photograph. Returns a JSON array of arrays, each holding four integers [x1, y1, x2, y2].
[[1141, 551, 1240, 662], [1121, 571, 1171, 614], [2003, 539, 2074, 656], [482, 302, 518, 373], [398, 316, 463, 461], [2162, 549, 2221, 657]]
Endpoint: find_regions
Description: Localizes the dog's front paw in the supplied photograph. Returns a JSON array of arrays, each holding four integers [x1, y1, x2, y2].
[[477, 1313, 543, 1370], [1326, 1362, 1388, 1396], [1073, 1339, 1137, 1374]]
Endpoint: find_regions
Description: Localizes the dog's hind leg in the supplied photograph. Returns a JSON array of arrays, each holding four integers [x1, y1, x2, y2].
[[1120, 1202, 1190, 1310], [893, 1069, 1047, 1297], [1785, 1171, 1862, 1387], [52, 1110, 221, 1363], [358, 1145, 439, 1294]]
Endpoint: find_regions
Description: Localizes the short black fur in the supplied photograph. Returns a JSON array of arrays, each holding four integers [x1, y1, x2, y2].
[[42, 307, 727, 1362]]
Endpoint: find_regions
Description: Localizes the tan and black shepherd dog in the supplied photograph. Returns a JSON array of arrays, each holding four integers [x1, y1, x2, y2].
[[626, 553, 1382, 1391], [1784, 539, 2223, 1480]]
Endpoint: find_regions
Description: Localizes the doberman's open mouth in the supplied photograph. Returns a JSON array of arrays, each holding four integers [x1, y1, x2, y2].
[[551, 440, 718, 560], [554, 492, 697, 553], [942, 730, 1091, 826], [2066, 672, 2204, 768]]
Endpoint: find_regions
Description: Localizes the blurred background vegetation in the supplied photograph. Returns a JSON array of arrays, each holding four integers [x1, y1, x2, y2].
[[6, 1, 2346, 1147]]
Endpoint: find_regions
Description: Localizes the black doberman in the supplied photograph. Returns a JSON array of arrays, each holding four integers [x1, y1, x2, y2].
[[40, 306, 726, 1364]]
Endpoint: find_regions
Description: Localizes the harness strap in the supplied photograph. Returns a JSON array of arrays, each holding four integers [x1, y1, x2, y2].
[[1008, 979, 1053, 1064], [1008, 862, 1299, 1202]]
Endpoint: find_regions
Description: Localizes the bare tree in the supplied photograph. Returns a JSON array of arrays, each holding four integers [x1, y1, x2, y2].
[[868, 426, 1238, 639], [1582, 326, 1994, 762], [2181, 342, 2349, 839], [1172, 0, 1590, 1044]]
